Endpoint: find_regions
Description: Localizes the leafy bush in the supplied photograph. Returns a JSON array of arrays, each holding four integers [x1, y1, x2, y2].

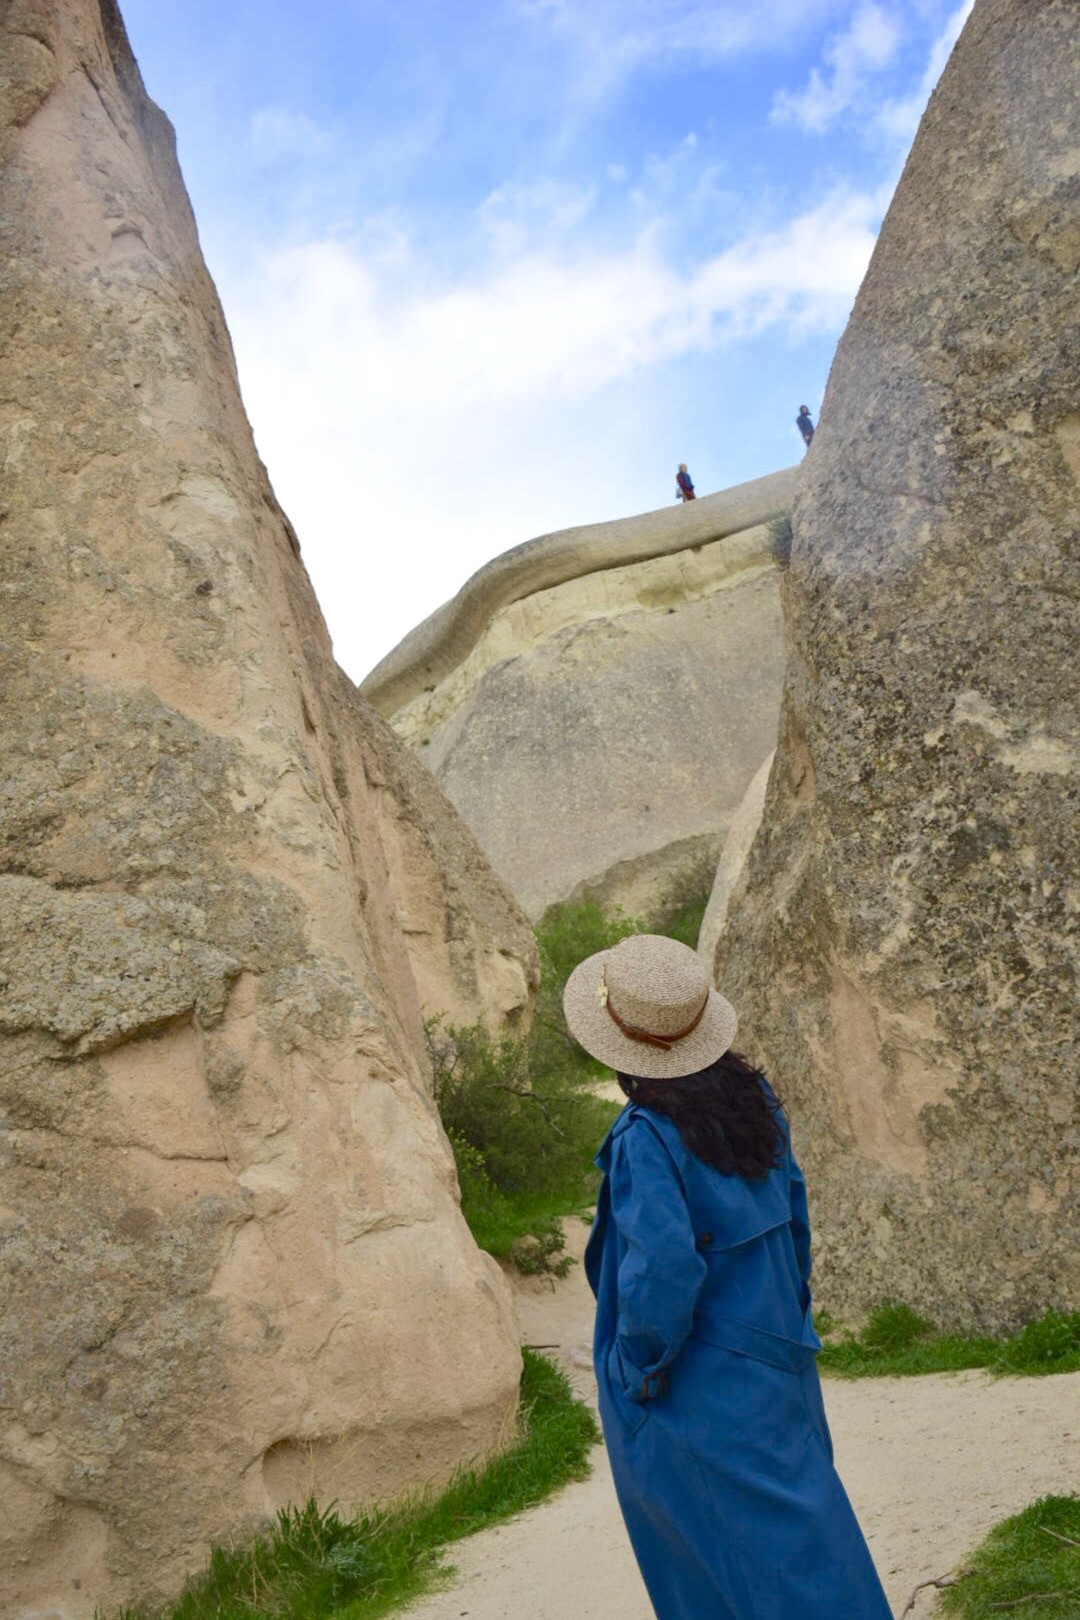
[[661, 893, 710, 950], [429, 898, 640, 1271], [645, 857, 716, 952], [444, 1123, 579, 1276], [534, 896, 640, 1031]]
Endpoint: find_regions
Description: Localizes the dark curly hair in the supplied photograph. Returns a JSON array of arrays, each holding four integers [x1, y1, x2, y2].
[[618, 1051, 786, 1179]]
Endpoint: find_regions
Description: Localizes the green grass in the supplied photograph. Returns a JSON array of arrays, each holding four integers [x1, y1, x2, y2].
[[938, 1496, 1080, 1619], [817, 1303, 1080, 1379], [448, 1129, 599, 1276], [105, 1350, 599, 1620]]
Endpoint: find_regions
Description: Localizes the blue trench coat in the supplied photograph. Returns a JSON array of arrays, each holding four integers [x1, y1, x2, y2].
[[586, 1102, 892, 1620]]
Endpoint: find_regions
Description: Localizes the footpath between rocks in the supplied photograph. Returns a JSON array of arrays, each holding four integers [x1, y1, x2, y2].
[[402, 1219, 1080, 1620]]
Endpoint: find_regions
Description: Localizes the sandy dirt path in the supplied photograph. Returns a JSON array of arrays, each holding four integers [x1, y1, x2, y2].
[[403, 1218, 1079, 1620]]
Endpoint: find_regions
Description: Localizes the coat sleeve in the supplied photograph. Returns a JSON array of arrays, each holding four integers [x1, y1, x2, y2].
[[608, 1118, 707, 1402]]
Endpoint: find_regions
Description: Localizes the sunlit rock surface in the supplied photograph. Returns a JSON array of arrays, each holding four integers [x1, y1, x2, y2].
[[0, 3, 534, 1613], [374, 480, 795, 919], [715, 0, 1079, 1332]]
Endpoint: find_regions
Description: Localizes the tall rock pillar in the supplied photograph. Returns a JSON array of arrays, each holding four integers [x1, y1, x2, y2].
[[0, 2, 532, 1613], [716, 0, 1078, 1330]]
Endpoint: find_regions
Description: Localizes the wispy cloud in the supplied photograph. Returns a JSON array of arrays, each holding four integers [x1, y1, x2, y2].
[[876, 0, 975, 142], [513, 0, 848, 111], [478, 178, 599, 258], [772, 2, 902, 133], [247, 106, 330, 163], [517, 0, 844, 66], [133, 0, 972, 678], [230, 186, 878, 417]]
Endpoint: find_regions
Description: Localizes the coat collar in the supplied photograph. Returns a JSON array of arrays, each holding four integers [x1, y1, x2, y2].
[[594, 1101, 682, 1172]]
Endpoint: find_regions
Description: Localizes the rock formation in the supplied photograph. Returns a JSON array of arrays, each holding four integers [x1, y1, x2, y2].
[[370, 475, 795, 918], [714, 0, 1078, 1331], [0, 2, 536, 1614], [697, 750, 774, 970]]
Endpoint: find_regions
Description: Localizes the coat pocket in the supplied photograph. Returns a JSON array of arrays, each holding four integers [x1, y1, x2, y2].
[[694, 1308, 819, 1376], [603, 1341, 651, 1437]]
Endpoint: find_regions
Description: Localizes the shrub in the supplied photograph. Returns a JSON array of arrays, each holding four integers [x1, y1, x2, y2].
[[432, 1024, 614, 1199], [534, 897, 640, 1026], [433, 890, 718, 1273], [429, 898, 641, 1272]]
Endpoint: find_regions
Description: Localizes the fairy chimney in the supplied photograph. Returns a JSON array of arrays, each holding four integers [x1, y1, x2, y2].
[[0, 2, 536, 1613]]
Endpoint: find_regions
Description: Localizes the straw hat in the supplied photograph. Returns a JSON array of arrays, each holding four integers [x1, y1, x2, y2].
[[563, 933, 738, 1081]]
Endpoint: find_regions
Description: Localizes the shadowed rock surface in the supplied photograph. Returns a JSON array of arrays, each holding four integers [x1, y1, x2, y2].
[[383, 505, 793, 919], [0, 2, 536, 1613], [715, 0, 1078, 1331]]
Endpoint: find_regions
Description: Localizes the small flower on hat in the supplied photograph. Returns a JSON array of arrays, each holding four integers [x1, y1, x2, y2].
[[596, 976, 609, 1007]]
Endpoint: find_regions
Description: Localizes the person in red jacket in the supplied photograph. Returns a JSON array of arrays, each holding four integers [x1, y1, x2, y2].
[[675, 464, 695, 501]]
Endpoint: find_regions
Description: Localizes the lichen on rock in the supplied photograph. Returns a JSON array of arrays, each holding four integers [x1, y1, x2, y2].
[[714, 0, 1079, 1334]]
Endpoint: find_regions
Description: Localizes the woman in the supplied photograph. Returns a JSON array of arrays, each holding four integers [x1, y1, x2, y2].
[[563, 932, 892, 1620]]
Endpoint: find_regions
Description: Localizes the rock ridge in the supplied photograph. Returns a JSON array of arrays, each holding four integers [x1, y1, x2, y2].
[[386, 516, 789, 919], [361, 466, 797, 717]]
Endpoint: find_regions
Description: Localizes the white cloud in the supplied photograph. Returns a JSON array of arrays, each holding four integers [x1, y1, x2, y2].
[[221, 188, 879, 677], [772, 2, 902, 133], [876, 0, 975, 142], [232, 188, 877, 416], [247, 106, 329, 162]]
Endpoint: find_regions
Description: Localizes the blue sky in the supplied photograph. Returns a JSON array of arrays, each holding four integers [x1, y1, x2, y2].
[[119, 0, 973, 682]]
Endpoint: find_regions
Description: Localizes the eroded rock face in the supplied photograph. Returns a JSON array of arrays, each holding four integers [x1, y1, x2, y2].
[[0, 3, 533, 1613], [389, 517, 789, 919], [715, 0, 1079, 1331]]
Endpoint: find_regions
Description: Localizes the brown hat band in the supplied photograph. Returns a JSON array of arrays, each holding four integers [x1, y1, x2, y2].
[[602, 978, 710, 1051]]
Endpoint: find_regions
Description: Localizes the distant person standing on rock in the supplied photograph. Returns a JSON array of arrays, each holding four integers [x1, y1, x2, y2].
[[564, 933, 893, 1620], [796, 404, 815, 447], [675, 463, 696, 501]]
